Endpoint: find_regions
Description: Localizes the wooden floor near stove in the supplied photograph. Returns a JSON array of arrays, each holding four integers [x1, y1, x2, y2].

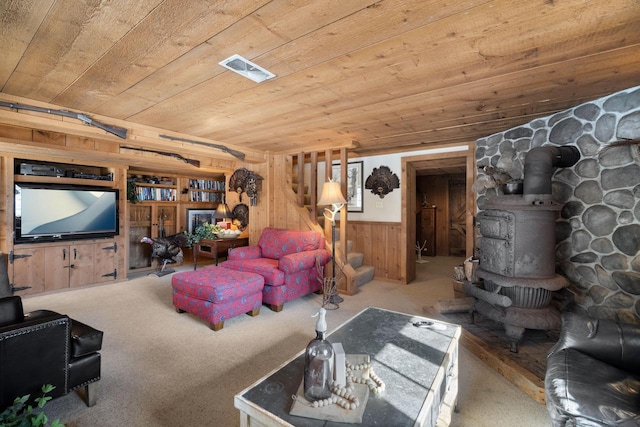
[[425, 299, 559, 404]]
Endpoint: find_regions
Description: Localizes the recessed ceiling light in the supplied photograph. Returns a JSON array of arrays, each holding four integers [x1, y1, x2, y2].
[[219, 54, 276, 83]]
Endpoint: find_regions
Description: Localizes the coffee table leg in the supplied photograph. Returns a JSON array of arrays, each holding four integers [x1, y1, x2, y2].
[[239, 411, 249, 427]]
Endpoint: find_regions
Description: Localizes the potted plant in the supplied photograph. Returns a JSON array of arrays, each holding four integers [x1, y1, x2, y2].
[[126, 179, 138, 203], [184, 222, 222, 246], [0, 384, 64, 427]]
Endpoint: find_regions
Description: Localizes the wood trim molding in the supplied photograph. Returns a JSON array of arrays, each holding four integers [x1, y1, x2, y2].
[[401, 146, 474, 284]]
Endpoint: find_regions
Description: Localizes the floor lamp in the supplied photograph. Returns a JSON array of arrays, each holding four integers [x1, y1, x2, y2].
[[317, 179, 347, 307]]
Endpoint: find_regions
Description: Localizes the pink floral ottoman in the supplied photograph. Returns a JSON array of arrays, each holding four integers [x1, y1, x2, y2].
[[171, 266, 264, 331]]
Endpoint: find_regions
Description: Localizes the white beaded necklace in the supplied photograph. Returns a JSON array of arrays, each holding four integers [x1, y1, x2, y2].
[[346, 361, 386, 394], [294, 361, 386, 410]]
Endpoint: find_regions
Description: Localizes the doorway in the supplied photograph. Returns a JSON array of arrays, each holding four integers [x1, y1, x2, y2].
[[401, 147, 475, 284], [416, 173, 466, 257]]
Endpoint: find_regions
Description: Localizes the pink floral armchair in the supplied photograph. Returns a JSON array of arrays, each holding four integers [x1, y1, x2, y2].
[[220, 227, 332, 311]]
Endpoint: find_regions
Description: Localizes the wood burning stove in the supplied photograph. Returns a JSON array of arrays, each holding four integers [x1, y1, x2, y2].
[[466, 146, 580, 352]]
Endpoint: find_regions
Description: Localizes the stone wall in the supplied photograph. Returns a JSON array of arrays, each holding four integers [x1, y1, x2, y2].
[[474, 86, 640, 324]]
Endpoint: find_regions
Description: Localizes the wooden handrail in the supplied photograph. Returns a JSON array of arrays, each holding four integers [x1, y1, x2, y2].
[[288, 149, 356, 294]]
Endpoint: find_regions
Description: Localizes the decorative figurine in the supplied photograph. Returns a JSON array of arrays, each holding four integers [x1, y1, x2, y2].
[[229, 168, 263, 205]]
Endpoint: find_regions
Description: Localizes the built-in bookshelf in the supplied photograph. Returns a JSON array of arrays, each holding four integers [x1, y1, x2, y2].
[[134, 183, 177, 201], [188, 178, 225, 202], [126, 172, 225, 274]]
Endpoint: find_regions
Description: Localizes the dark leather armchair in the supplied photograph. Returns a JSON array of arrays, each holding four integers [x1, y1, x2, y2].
[[545, 311, 640, 426], [0, 296, 103, 409]]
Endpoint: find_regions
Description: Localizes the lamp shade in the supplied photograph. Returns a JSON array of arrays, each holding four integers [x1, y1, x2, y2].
[[317, 181, 347, 206], [214, 203, 233, 218]]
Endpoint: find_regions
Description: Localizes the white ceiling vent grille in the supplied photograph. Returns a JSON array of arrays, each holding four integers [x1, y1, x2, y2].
[[219, 54, 275, 83]]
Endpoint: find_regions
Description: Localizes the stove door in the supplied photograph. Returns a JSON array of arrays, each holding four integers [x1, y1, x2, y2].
[[478, 236, 514, 276], [477, 210, 515, 276]]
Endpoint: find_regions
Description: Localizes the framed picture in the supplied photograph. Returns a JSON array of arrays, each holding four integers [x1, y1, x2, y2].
[[186, 209, 216, 233], [332, 161, 364, 212]]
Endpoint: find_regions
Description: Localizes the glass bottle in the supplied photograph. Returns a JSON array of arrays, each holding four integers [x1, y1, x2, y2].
[[303, 307, 334, 401]]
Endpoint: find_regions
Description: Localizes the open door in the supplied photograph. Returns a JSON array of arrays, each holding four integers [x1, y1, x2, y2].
[[401, 147, 475, 284]]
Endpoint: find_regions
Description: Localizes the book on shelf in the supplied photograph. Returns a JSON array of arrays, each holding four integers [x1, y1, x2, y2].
[[188, 179, 225, 191], [136, 187, 177, 201], [189, 191, 223, 202]]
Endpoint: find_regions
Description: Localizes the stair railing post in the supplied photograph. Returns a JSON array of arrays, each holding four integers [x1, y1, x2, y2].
[[310, 151, 318, 223], [339, 148, 348, 267]]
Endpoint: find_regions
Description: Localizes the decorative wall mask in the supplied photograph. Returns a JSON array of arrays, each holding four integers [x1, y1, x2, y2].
[[232, 203, 249, 231], [365, 165, 400, 198], [229, 168, 263, 206]]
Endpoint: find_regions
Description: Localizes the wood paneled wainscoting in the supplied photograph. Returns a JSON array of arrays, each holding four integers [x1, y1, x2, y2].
[[343, 221, 403, 283]]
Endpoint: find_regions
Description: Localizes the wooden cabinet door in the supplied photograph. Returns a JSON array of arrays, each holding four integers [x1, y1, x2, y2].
[[156, 205, 177, 238], [93, 241, 117, 283], [11, 247, 45, 295], [448, 180, 467, 256], [69, 243, 94, 288], [44, 246, 70, 292], [129, 203, 178, 272], [129, 204, 153, 270]]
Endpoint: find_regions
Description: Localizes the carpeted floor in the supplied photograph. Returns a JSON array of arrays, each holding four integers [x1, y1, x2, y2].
[[20, 257, 551, 426]]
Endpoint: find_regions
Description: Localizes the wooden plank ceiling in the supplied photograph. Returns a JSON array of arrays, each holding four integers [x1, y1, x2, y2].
[[1, 0, 639, 161]]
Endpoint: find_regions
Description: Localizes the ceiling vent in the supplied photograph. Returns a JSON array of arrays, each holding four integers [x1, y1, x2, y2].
[[219, 54, 275, 83]]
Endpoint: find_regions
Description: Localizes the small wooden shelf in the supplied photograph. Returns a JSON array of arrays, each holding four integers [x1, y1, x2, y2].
[[134, 182, 175, 188], [14, 174, 116, 187]]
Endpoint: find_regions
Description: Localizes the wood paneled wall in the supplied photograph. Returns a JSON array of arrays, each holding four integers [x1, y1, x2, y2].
[[240, 154, 319, 245]]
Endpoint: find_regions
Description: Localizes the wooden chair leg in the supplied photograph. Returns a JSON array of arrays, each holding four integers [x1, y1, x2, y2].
[[211, 321, 224, 331], [269, 304, 283, 312], [247, 308, 260, 317]]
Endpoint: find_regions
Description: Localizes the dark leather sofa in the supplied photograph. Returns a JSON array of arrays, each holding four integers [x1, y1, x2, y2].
[[545, 311, 640, 426], [0, 296, 104, 409]]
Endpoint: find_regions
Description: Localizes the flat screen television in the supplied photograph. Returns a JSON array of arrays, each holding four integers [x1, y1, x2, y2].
[[14, 183, 119, 243]]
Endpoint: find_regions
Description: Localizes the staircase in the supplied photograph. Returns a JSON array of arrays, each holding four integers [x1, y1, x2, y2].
[[336, 240, 375, 288], [289, 150, 375, 294]]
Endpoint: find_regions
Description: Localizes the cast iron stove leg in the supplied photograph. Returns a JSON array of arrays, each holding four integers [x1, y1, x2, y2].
[[504, 324, 525, 353]]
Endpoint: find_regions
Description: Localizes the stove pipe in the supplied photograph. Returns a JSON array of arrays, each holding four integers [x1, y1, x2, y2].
[[523, 146, 580, 202]]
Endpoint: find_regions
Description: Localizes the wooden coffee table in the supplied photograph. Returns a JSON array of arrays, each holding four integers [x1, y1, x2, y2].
[[235, 307, 461, 427]]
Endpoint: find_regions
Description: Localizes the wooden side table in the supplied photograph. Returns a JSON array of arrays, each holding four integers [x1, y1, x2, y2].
[[193, 237, 249, 270]]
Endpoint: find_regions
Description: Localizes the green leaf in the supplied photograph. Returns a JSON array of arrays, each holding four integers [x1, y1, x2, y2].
[[41, 385, 55, 394], [31, 412, 46, 426], [15, 395, 30, 405]]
